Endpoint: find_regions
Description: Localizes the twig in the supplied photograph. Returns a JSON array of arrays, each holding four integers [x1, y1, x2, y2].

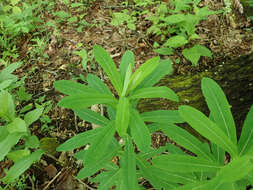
[[76, 178, 96, 190], [42, 170, 62, 190]]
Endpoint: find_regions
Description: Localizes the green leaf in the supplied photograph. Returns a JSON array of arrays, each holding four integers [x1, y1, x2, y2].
[[202, 77, 237, 144], [121, 63, 133, 97], [179, 105, 238, 157], [217, 155, 253, 183], [73, 49, 88, 70], [121, 135, 138, 190], [141, 110, 184, 124], [54, 80, 98, 95], [74, 108, 109, 126], [93, 45, 123, 95], [2, 150, 43, 183], [25, 135, 40, 149], [138, 59, 173, 88], [129, 86, 178, 102], [0, 80, 13, 91], [154, 47, 174, 55], [7, 149, 30, 163], [87, 74, 113, 95], [211, 143, 225, 165], [128, 56, 160, 92], [160, 124, 214, 161], [163, 14, 186, 24], [7, 118, 27, 133], [115, 97, 130, 137], [182, 44, 212, 66], [238, 105, 253, 156], [0, 133, 23, 161], [152, 154, 222, 173], [24, 107, 44, 126], [0, 128, 9, 142], [84, 122, 116, 165], [0, 62, 21, 82], [56, 127, 104, 151], [164, 35, 188, 48], [120, 50, 134, 81], [130, 109, 151, 151], [58, 93, 117, 109], [0, 91, 15, 121]]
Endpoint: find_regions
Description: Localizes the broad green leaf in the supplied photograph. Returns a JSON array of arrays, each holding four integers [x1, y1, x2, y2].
[[0, 80, 13, 91], [58, 93, 117, 109], [84, 122, 116, 165], [2, 150, 43, 183], [152, 154, 222, 173], [120, 50, 134, 81], [154, 47, 174, 55], [128, 56, 160, 92], [182, 44, 212, 66], [130, 109, 151, 151], [138, 59, 173, 88], [74, 108, 109, 126], [129, 86, 178, 101], [77, 136, 119, 179], [7, 149, 30, 163], [56, 127, 103, 151], [12, 6, 21, 14], [202, 77, 237, 144], [172, 179, 224, 190], [141, 110, 184, 124], [163, 14, 186, 24], [25, 135, 40, 149], [54, 80, 98, 95], [238, 105, 253, 156], [115, 97, 130, 137], [164, 35, 188, 48], [93, 45, 123, 95], [0, 133, 22, 161], [0, 91, 15, 121], [7, 118, 26, 133], [179, 105, 238, 157], [0, 127, 9, 142], [217, 155, 253, 183], [24, 107, 44, 126], [121, 135, 138, 190], [87, 74, 113, 95], [160, 124, 214, 161]]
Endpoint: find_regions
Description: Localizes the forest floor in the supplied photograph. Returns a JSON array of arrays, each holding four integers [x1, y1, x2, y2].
[[1, 0, 253, 189]]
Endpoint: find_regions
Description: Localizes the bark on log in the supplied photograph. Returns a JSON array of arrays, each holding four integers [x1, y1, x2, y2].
[[137, 53, 253, 135]]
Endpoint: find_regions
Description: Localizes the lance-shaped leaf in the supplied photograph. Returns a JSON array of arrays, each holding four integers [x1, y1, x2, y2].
[[120, 50, 134, 81], [58, 93, 117, 109], [2, 150, 44, 183], [201, 77, 237, 144], [138, 59, 173, 89], [115, 97, 130, 137], [121, 63, 133, 97], [0, 133, 22, 161], [179, 105, 238, 157], [238, 105, 253, 156], [77, 136, 119, 179], [129, 86, 179, 102], [211, 142, 225, 165], [128, 56, 160, 92], [56, 127, 104, 151], [152, 154, 222, 173], [217, 155, 253, 183], [121, 135, 138, 190], [84, 122, 116, 166], [140, 110, 184, 124], [130, 109, 151, 151], [24, 107, 44, 126], [87, 74, 113, 95], [0, 62, 21, 82], [54, 80, 98, 95], [74, 108, 109, 126], [93, 45, 123, 95], [0, 91, 15, 121], [160, 124, 214, 161]]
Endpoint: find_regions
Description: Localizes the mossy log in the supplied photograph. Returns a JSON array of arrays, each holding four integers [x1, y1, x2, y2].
[[137, 53, 253, 133]]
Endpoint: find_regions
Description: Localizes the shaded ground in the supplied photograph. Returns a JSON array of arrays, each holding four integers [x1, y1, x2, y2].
[[1, 0, 253, 189]]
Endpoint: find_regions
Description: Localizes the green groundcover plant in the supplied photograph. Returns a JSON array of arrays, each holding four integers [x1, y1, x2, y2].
[[55, 46, 253, 189]]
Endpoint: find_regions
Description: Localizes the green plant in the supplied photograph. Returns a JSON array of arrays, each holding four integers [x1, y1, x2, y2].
[[54, 45, 181, 189], [111, 9, 137, 30], [148, 77, 253, 189], [148, 1, 218, 65], [0, 90, 44, 184]]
